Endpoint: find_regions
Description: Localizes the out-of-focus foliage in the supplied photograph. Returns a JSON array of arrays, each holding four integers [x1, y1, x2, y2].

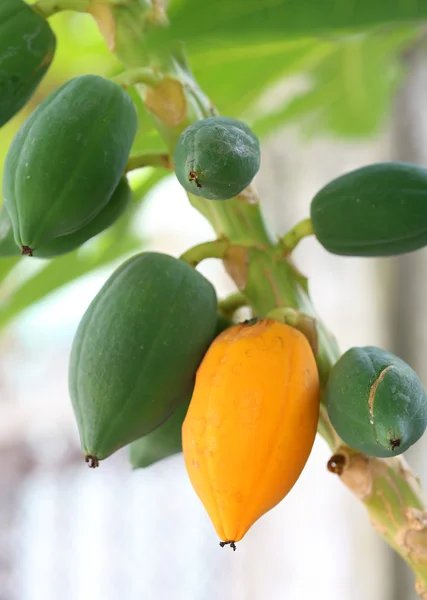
[[0, 3, 426, 331], [152, 0, 427, 49]]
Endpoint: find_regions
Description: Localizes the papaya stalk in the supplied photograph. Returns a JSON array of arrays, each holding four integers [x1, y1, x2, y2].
[[45, 1, 427, 594]]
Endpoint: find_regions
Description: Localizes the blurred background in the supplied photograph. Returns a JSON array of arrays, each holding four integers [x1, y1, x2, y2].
[[1, 4, 427, 600]]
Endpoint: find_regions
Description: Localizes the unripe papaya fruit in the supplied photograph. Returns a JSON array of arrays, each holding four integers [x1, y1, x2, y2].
[[3, 74, 137, 255], [69, 252, 218, 467], [0, 177, 131, 258], [128, 313, 233, 469], [310, 162, 427, 257], [182, 319, 320, 547], [326, 346, 427, 457], [174, 116, 260, 200], [0, 0, 56, 127]]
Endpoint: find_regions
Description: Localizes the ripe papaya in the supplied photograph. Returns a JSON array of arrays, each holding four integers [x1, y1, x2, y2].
[[69, 252, 218, 467], [3, 74, 138, 256], [326, 346, 427, 457], [0, 177, 131, 258], [174, 116, 260, 200], [310, 162, 427, 257], [0, 0, 56, 127], [128, 313, 233, 469], [182, 319, 320, 547]]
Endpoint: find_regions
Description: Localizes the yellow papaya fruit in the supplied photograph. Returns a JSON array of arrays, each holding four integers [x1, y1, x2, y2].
[[182, 319, 320, 548]]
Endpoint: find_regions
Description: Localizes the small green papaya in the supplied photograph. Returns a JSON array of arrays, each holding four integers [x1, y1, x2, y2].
[[128, 313, 233, 469], [69, 252, 218, 467], [326, 346, 427, 457], [0, 177, 132, 258], [174, 116, 260, 200], [310, 162, 427, 257], [3, 74, 137, 255], [0, 0, 56, 127]]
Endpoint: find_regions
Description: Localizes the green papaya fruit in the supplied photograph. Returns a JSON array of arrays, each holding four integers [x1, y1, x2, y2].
[[128, 313, 233, 469], [326, 346, 427, 457], [0, 0, 56, 127], [310, 162, 427, 257], [0, 177, 132, 258], [3, 74, 138, 255], [174, 116, 260, 200], [69, 252, 218, 467]]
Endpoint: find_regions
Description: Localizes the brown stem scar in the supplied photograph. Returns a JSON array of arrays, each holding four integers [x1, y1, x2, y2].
[[327, 454, 347, 475], [21, 245, 33, 257]]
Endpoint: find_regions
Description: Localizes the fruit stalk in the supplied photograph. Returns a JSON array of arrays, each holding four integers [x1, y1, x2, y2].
[[86, 2, 427, 592]]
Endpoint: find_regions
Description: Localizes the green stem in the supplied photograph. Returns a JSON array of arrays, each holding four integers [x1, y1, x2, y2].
[[218, 292, 248, 319], [280, 217, 314, 253], [180, 240, 230, 267], [125, 153, 172, 172], [111, 68, 161, 88]]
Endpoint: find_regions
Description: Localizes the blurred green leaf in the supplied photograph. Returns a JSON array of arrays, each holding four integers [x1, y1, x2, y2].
[[191, 38, 334, 118], [250, 27, 418, 138], [152, 0, 427, 50]]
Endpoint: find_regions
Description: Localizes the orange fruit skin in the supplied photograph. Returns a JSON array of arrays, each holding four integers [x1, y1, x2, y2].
[[182, 319, 320, 544]]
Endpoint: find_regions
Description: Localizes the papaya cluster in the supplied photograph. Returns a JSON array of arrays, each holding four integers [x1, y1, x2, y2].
[[3, 10, 427, 549]]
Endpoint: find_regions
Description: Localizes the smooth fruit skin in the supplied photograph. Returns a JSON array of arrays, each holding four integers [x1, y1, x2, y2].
[[0, 0, 56, 127], [182, 319, 320, 544], [0, 177, 132, 258], [310, 162, 427, 257], [128, 314, 233, 469], [69, 252, 218, 464], [3, 75, 138, 253], [129, 400, 190, 469], [326, 346, 427, 458], [174, 116, 260, 200]]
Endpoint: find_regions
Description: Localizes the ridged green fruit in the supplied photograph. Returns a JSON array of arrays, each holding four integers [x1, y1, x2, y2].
[[3, 74, 137, 255], [0, 177, 132, 258], [311, 162, 427, 257], [326, 346, 427, 457], [0, 0, 56, 127], [174, 116, 260, 200], [128, 313, 233, 469], [69, 252, 218, 467]]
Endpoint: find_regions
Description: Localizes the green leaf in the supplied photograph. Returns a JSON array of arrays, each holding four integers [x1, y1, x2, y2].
[[152, 0, 427, 50], [191, 37, 334, 118], [250, 27, 417, 138]]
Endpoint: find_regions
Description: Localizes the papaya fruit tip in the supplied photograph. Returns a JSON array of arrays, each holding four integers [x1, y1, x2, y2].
[[85, 455, 100, 469], [219, 541, 237, 551], [21, 245, 33, 257]]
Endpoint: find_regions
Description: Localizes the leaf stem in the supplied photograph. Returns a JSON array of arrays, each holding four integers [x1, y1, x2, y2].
[[280, 217, 314, 253], [111, 68, 162, 89], [125, 153, 172, 172], [180, 239, 230, 268], [218, 292, 248, 319]]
